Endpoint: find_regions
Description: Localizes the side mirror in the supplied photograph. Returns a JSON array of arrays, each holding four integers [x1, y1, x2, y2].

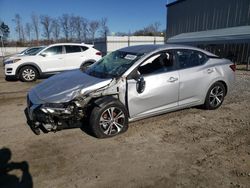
[[136, 75, 146, 94], [40, 53, 46, 57]]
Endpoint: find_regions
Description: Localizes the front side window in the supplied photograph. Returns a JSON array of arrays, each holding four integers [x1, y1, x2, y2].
[[138, 51, 175, 75], [41, 46, 62, 56], [65, 45, 81, 53], [85, 50, 143, 78], [175, 49, 207, 69]]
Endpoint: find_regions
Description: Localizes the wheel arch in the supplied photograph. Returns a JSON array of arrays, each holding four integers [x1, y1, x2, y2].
[[16, 63, 42, 77], [92, 95, 119, 108], [217, 80, 228, 96], [80, 59, 96, 67], [206, 79, 228, 98]]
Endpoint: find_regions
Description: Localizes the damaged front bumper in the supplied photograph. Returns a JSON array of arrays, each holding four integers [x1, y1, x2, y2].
[[24, 95, 87, 135]]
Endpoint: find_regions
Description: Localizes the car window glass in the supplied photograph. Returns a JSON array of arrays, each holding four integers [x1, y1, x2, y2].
[[25, 48, 39, 55], [138, 51, 175, 75], [42, 46, 62, 56], [176, 50, 207, 69], [80, 46, 88, 51], [65, 45, 81, 53]]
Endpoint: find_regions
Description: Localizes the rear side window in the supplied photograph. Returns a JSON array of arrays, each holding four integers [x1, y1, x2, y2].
[[80, 46, 88, 51], [41, 46, 62, 56], [175, 49, 207, 69], [65, 45, 81, 53]]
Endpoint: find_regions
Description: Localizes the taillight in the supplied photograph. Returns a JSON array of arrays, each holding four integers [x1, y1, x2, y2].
[[229, 64, 236, 72], [96, 52, 102, 56]]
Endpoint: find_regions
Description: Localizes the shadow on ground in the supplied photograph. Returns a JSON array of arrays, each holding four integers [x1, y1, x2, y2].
[[0, 147, 33, 188]]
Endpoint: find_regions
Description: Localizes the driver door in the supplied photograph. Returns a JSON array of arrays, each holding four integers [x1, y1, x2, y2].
[[127, 51, 179, 118], [39, 45, 65, 72]]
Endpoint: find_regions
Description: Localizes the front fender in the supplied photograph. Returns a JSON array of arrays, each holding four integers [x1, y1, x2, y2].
[[93, 96, 118, 108], [16, 62, 42, 75]]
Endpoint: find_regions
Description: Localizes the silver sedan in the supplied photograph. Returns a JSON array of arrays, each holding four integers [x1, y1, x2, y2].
[[25, 45, 235, 138]]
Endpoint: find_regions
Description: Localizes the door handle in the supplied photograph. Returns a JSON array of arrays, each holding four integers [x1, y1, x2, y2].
[[207, 68, 214, 74], [168, 77, 178, 82]]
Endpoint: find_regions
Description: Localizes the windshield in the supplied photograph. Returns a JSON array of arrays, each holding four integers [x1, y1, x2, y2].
[[20, 48, 30, 54], [85, 50, 143, 78], [28, 47, 46, 56]]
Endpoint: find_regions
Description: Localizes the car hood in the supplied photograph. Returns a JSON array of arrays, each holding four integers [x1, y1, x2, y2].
[[30, 70, 112, 103], [4, 55, 35, 62]]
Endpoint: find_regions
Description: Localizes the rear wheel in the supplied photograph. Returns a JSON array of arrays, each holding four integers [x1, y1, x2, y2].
[[80, 61, 94, 70], [89, 100, 129, 138], [203, 82, 225, 110], [19, 66, 38, 82]]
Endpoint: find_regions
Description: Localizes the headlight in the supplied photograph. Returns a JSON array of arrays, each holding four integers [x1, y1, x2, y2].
[[4, 59, 21, 65], [40, 103, 71, 114]]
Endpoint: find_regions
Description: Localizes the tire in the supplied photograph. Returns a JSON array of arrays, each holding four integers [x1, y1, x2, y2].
[[19, 66, 38, 82], [203, 82, 226, 110], [80, 61, 94, 70], [89, 99, 129, 138]]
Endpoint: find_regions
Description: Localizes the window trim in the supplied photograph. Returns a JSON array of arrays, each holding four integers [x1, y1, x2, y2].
[[64, 45, 82, 54], [40, 45, 63, 56], [173, 49, 209, 70], [136, 50, 178, 76]]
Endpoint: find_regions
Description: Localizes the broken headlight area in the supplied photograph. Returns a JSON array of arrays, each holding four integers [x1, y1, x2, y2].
[[40, 103, 72, 115], [27, 100, 89, 135]]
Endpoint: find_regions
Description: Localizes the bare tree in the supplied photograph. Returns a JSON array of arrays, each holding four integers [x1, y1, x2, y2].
[[21, 25, 25, 42], [40, 15, 53, 40], [60, 14, 70, 41], [12, 14, 22, 42], [71, 16, 82, 42], [69, 15, 77, 41], [25, 23, 32, 42], [81, 18, 88, 42], [31, 13, 40, 43], [69, 16, 89, 42], [152, 22, 161, 35], [51, 19, 60, 42], [134, 22, 162, 36], [89, 20, 99, 44], [99, 17, 109, 38]]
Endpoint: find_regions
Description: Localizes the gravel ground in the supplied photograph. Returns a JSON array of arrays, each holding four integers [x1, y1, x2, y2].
[[0, 66, 249, 188]]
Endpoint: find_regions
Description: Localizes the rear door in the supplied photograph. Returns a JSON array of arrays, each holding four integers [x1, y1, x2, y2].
[[175, 49, 214, 106], [127, 51, 179, 118], [63, 45, 88, 70]]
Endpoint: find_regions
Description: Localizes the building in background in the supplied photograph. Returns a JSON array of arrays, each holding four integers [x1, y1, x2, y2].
[[94, 36, 164, 55], [166, 0, 250, 64]]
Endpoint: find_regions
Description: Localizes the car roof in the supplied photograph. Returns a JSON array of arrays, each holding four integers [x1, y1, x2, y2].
[[119, 44, 218, 57], [48, 43, 92, 47]]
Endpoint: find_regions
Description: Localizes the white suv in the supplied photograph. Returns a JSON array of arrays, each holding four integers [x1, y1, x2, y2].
[[4, 43, 102, 82]]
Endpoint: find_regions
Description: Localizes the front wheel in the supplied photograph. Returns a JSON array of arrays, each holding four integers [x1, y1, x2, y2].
[[203, 82, 226, 110], [89, 100, 129, 138], [19, 66, 38, 82]]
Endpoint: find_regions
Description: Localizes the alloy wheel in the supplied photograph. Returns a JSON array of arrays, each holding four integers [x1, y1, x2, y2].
[[209, 85, 224, 108], [22, 68, 36, 81], [99, 107, 125, 136]]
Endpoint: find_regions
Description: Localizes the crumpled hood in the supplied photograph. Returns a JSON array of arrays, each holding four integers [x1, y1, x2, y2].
[[30, 69, 112, 103]]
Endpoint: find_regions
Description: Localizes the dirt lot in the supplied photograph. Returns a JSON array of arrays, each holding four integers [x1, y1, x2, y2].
[[0, 65, 249, 188]]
